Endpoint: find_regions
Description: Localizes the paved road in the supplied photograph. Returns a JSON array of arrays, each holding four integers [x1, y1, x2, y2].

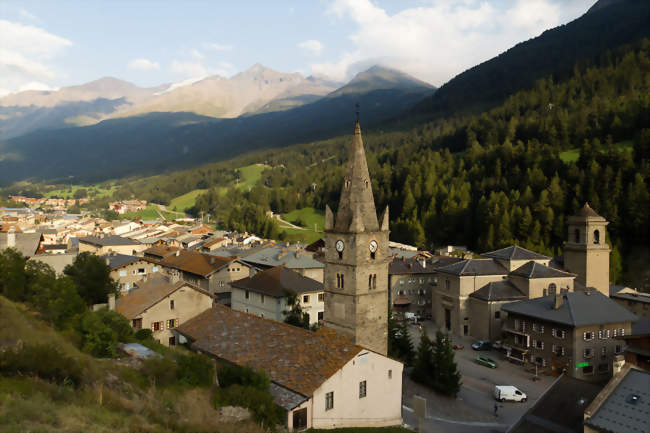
[[402, 320, 555, 432]]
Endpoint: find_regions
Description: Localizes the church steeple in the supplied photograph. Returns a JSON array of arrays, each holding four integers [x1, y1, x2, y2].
[[334, 120, 379, 232]]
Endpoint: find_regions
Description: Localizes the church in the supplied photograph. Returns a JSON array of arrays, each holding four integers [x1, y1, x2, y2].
[[175, 117, 403, 431]]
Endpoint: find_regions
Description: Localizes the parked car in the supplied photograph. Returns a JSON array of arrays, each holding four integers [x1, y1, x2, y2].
[[476, 355, 497, 368], [453, 343, 464, 350], [492, 340, 503, 350], [404, 312, 421, 323], [494, 385, 527, 402], [471, 340, 491, 350]]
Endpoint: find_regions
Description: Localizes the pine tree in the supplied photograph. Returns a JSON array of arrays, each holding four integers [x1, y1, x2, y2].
[[432, 330, 462, 397], [411, 330, 435, 388]]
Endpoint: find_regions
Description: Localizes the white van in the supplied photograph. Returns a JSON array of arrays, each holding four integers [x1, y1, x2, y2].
[[494, 385, 527, 402]]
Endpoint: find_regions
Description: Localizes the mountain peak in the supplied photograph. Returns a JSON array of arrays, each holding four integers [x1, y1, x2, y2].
[[328, 65, 434, 97]]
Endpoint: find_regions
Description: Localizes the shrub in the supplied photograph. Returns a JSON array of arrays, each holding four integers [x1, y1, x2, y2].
[[215, 384, 284, 427], [141, 356, 179, 387], [0, 343, 82, 387], [135, 329, 153, 341], [217, 364, 269, 391], [74, 310, 134, 357], [176, 352, 213, 387]]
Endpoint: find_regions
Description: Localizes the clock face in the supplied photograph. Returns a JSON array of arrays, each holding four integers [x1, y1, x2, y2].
[[335, 240, 345, 252], [369, 240, 378, 253]]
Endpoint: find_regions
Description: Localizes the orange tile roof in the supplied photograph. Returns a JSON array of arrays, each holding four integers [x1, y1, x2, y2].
[[143, 245, 181, 259], [176, 305, 363, 396], [116, 274, 210, 319], [158, 250, 233, 277]]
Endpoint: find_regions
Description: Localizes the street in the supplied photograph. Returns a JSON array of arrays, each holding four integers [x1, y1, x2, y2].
[[401, 320, 555, 432]]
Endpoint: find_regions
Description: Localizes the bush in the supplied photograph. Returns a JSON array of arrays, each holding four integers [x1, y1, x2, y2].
[[135, 329, 153, 341], [217, 364, 269, 391], [215, 384, 284, 427], [141, 356, 179, 387], [176, 352, 213, 387], [0, 343, 82, 387], [74, 310, 134, 358]]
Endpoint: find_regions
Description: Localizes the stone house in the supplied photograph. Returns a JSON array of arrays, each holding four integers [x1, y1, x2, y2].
[[240, 244, 325, 282], [230, 265, 324, 324], [103, 253, 162, 292], [174, 305, 403, 431], [112, 274, 213, 346], [501, 291, 637, 381], [78, 234, 145, 255], [610, 286, 650, 317]]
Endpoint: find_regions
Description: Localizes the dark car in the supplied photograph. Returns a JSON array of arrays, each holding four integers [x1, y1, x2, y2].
[[471, 340, 491, 351], [476, 355, 498, 368]]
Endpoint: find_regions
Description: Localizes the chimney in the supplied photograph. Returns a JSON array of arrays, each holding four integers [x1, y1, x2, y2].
[[105, 257, 110, 266], [175, 250, 180, 257], [553, 294, 564, 310], [612, 354, 625, 376], [108, 294, 116, 311], [7, 226, 16, 248]]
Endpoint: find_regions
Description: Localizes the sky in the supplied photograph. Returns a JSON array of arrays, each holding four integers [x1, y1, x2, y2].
[[0, 0, 597, 96]]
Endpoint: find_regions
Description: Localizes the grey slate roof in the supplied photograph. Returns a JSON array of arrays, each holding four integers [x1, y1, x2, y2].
[[631, 316, 650, 336], [584, 369, 650, 433], [610, 288, 650, 305], [269, 382, 309, 411], [101, 253, 142, 270], [502, 291, 638, 327], [483, 245, 550, 261], [469, 280, 526, 302], [435, 258, 508, 276], [231, 265, 322, 298], [0, 232, 42, 257], [29, 253, 77, 275], [240, 245, 324, 270], [389, 256, 461, 275], [509, 374, 602, 433], [510, 261, 576, 279], [79, 235, 141, 246]]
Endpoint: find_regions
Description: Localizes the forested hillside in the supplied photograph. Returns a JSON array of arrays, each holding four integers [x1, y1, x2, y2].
[[412, 0, 650, 119]]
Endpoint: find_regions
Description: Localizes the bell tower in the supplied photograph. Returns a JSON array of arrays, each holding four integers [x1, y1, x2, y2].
[[564, 203, 610, 296], [323, 114, 389, 356]]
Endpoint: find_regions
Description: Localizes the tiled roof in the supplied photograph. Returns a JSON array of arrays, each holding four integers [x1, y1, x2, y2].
[[389, 255, 461, 275], [240, 245, 324, 270], [502, 291, 638, 327], [509, 374, 602, 433], [510, 261, 576, 279], [101, 253, 142, 270], [231, 266, 322, 298], [158, 250, 234, 278], [0, 232, 42, 257], [143, 245, 181, 259], [435, 258, 508, 276], [176, 305, 363, 396], [574, 203, 605, 219], [269, 383, 309, 411], [482, 245, 550, 261], [584, 368, 650, 433], [79, 235, 141, 247], [116, 274, 208, 319], [469, 280, 526, 302]]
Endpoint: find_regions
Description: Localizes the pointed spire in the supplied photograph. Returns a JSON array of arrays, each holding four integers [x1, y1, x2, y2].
[[380, 205, 389, 231], [325, 204, 334, 231], [334, 116, 379, 233]]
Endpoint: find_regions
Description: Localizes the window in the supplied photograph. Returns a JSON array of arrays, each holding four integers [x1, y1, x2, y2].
[[534, 340, 544, 349], [372, 274, 377, 289], [170, 299, 174, 310], [620, 328, 625, 336], [152, 321, 163, 332], [597, 363, 608, 374], [399, 279, 404, 285], [574, 228, 580, 243], [494, 311, 501, 319], [548, 283, 557, 295], [338, 251, 343, 260], [370, 251, 376, 260], [601, 347, 607, 358], [368, 274, 373, 290], [132, 318, 142, 330], [340, 274, 344, 289], [261, 294, 265, 304], [552, 328, 566, 339], [138, 268, 145, 275], [615, 344, 622, 354], [593, 230, 600, 244], [584, 348, 593, 358], [152, 266, 159, 272], [325, 392, 334, 411], [169, 336, 176, 346], [359, 380, 367, 398], [583, 365, 594, 375], [318, 293, 324, 302], [445, 279, 450, 290], [584, 331, 595, 341], [302, 295, 309, 303], [318, 311, 324, 321], [613, 329, 618, 337], [166, 319, 179, 329], [552, 345, 565, 356], [119, 270, 127, 277], [245, 290, 250, 300], [388, 369, 392, 379]]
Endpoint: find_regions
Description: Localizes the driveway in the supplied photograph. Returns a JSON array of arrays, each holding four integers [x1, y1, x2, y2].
[[401, 320, 555, 432]]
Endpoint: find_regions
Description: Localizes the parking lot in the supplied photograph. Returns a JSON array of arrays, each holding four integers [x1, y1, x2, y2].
[[402, 320, 555, 432]]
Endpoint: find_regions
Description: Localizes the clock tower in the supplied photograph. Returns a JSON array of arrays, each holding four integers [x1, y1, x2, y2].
[[323, 116, 390, 356]]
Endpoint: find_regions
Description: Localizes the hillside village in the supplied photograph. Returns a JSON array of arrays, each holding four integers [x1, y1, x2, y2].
[[2, 119, 649, 433]]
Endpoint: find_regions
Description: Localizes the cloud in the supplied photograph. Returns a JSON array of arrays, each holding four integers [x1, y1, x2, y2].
[[190, 48, 204, 60], [171, 60, 209, 78], [298, 39, 324, 56], [128, 58, 160, 71], [312, 0, 592, 84], [0, 19, 72, 94], [18, 81, 58, 92], [203, 42, 233, 51], [19, 9, 38, 20]]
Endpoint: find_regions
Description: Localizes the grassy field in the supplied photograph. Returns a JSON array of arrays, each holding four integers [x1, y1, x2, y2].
[[278, 227, 323, 244], [169, 189, 207, 211], [119, 205, 162, 221], [236, 163, 269, 191], [282, 207, 326, 231], [42, 184, 117, 199], [559, 140, 634, 164]]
